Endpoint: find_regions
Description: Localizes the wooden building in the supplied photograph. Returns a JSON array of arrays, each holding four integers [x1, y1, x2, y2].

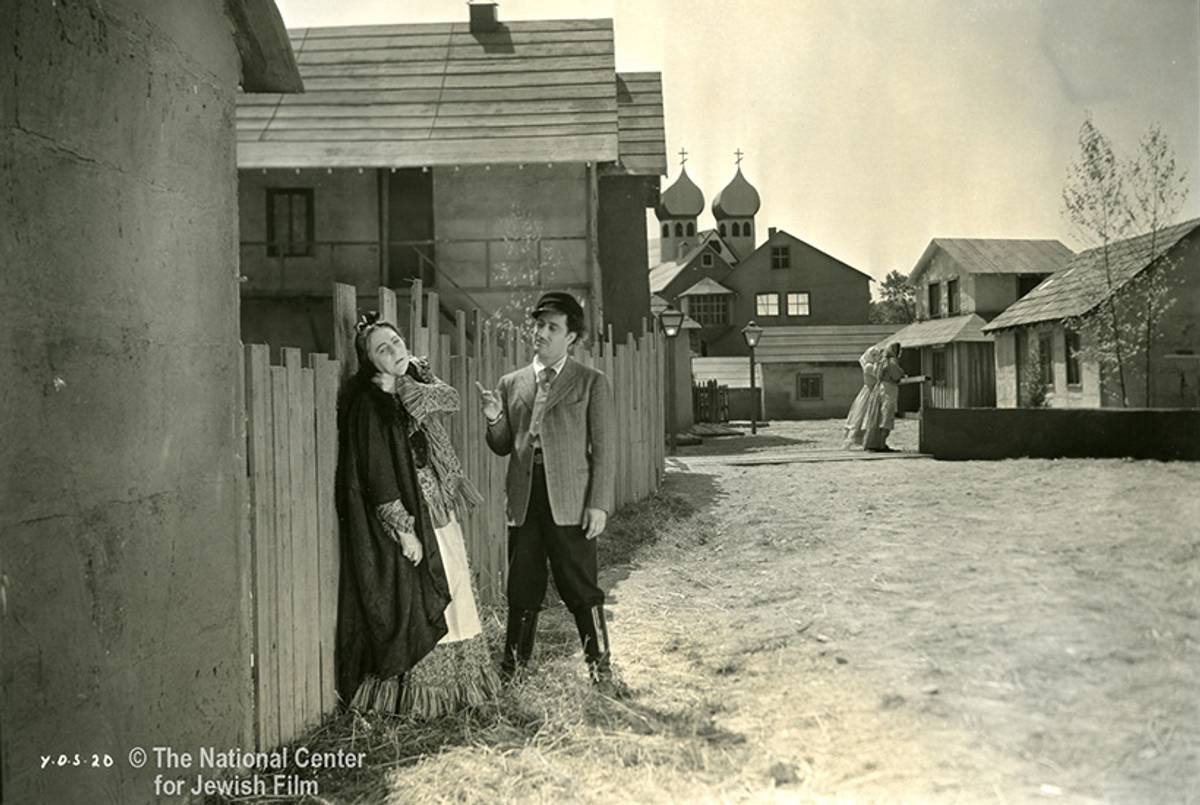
[[755, 325, 905, 419], [885, 238, 1073, 408], [983, 219, 1200, 408], [235, 4, 666, 353], [650, 161, 874, 358]]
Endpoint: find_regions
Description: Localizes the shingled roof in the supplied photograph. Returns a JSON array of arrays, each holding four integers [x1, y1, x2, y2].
[[983, 218, 1200, 332], [877, 314, 993, 349], [911, 238, 1073, 284], [236, 19, 664, 173], [755, 325, 905, 363]]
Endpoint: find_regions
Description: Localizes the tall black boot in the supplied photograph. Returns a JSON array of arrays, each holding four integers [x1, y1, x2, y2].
[[501, 608, 539, 681], [572, 605, 620, 691]]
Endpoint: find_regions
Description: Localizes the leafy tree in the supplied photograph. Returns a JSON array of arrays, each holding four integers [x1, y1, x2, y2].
[[869, 270, 915, 324]]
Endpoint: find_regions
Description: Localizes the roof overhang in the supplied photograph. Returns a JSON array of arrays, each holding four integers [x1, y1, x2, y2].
[[678, 277, 735, 296], [877, 314, 993, 349], [227, 0, 303, 93]]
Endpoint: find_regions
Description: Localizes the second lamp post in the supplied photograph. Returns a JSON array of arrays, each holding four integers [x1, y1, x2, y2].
[[741, 320, 764, 435]]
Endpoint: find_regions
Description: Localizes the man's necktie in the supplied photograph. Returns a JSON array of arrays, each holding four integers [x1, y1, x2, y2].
[[528, 367, 556, 438]]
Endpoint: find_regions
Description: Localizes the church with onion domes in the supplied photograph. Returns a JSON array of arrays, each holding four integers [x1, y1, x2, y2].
[[649, 150, 902, 420]]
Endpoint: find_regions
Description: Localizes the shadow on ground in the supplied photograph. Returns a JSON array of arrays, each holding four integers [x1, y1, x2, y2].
[[677, 432, 816, 456], [206, 477, 725, 804]]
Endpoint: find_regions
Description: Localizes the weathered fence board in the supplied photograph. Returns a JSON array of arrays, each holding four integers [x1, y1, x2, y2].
[[242, 282, 665, 749]]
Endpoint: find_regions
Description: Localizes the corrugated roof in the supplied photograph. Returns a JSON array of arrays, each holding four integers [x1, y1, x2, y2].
[[984, 219, 1200, 331], [879, 314, 993, 349], [755, 325, 904, 363], [693, 357, 763, 388], [615, 72, 666, 175], [911, 238, 1073, 284], [236, 19, 663, 169]]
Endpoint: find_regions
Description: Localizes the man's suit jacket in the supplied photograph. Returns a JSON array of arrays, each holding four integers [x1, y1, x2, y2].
[[485, 356, 615, 527]]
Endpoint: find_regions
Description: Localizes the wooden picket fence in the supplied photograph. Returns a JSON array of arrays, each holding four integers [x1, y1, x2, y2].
[[241, 281, 665, 749]]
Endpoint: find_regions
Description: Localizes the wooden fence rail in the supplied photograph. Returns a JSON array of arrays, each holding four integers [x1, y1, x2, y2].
[[242, 281, 665, 748]]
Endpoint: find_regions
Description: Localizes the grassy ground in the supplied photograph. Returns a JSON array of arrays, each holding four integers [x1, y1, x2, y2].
[[215, 419, 1200, 804]]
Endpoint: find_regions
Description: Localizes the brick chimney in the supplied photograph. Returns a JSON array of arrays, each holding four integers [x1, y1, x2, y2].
[[469, 2, 499, 32], [768, 226, 777, 239]]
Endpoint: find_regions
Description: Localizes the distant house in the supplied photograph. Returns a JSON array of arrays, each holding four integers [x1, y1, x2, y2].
[[884, 238, 1074, 408], [235, 5, 667, 352], [983, 219, 1200, 408], [755, 325, 905, 419], [650, 161, 873, 358]]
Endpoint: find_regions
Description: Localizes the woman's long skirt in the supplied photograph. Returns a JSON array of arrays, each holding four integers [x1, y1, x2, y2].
[[862, 382, 899, 450], [843, 380, 877, 446], [351, 515, 499, 718]]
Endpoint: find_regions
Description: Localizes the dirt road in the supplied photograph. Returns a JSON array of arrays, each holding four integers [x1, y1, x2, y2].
[[596, 419, 1200, 803]]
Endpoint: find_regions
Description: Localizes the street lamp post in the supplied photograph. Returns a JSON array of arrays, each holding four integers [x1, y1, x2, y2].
[[658, 307, 686, 455], [741, 320, 764, 435]]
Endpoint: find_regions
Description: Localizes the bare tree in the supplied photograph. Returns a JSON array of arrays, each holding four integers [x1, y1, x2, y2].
[[1126, 125, 1190, 404], [1062, 118, 1189, 406]]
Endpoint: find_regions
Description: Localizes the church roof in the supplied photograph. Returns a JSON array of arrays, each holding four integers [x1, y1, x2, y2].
[[236, 18, 652, 169], [712, 167, 761, 219], [657, 166, 705, 219]]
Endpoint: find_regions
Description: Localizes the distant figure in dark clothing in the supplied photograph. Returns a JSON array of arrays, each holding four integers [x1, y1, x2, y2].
[[862, 342, 906, 452]]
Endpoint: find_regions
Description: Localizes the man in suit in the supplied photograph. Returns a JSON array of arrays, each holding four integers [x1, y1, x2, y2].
[[476, 291, 617, 687]]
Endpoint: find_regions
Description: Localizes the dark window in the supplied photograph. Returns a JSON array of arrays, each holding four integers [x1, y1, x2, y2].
[[1017, 275, 1044, 298], [931, 348, 947, 385], [786, 292, 810, 316], [770, 246, 790, 270], [744, 220, 752, 238], [927, 283, 942, 318], [1065, 329, 1081, 386], [1039, 333, 1054, 388], [674, 222, 683, 237], [688, 294, 728, 326], [661, 223, 669, 238], [701, 252, 714, 267], [719, 223, 727, 236], [267, 188, 314, 257], [796, 374, 822, 400], [732, 222, 741, 237], [686, 222, 695, 236], [947, 278, 960, 315]]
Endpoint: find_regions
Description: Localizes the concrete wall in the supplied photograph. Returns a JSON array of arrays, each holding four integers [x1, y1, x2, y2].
[[1, 1, 253, 802], [762, 363, 862, 419], [668, 335, 694, 433], [238, 168, 380, 295], [994, 330, 1018, 407], [598, 175, 653, 341], [921, 408, 1200, 460]]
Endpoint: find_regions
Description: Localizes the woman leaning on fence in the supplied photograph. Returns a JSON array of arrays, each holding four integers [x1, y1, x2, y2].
[[843, 345, 884, 448], [335, 313, 499, 719]]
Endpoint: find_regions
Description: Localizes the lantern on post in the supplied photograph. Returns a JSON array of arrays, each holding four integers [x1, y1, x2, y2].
[[741, 320, 764, 434], [658, 307, 686, 454]]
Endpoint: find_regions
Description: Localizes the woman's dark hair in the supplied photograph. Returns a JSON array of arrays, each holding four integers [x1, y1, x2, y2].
[[886, 342, 901, 358], [353, 320, 404, 382]]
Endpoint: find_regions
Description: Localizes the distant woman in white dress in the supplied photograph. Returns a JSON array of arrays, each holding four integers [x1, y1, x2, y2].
[[843, 345, 884, 448]]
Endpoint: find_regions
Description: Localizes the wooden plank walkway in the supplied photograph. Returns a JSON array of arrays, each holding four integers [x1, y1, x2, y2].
[[668, 448, 931, 470]]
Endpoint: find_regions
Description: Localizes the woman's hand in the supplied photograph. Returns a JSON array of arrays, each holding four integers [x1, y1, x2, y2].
[[397, 531, 423, 565]]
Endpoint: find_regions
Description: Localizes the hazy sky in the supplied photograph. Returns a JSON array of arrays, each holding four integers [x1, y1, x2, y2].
[[275, 0, 1200, 283]]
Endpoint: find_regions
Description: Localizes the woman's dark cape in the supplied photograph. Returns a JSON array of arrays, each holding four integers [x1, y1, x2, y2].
[[334, 377, 450, 704]]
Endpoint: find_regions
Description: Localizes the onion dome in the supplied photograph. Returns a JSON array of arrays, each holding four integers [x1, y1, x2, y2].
[[656, 167, 705, 219], [712, 168, 761, 219]]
